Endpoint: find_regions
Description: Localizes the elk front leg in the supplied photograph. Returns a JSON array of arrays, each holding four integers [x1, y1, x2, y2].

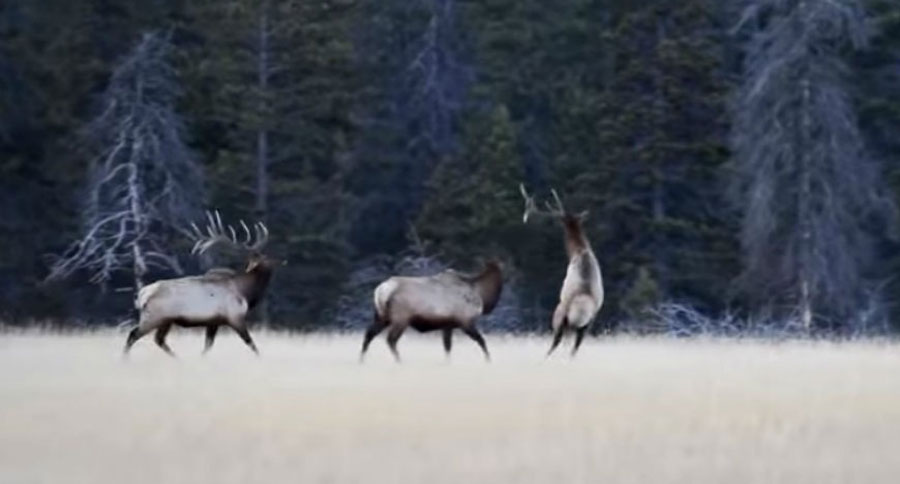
[[442, 328, 453, 357], [461, 325, 490, 362], [547, 324, 566, 357], [203, 325, 219, 354], [360, 312, 388, 362], [231, 324, 259, 355]]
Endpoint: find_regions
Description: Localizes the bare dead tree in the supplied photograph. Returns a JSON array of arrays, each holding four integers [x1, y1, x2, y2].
[[404, 0, 469, 158], [46, 32, 204, 292], [730, 0, 896, 332]]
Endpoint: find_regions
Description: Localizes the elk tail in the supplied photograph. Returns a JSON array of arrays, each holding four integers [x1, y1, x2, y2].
[[373, 278, 399, 320], [135, 282, 161, 311]]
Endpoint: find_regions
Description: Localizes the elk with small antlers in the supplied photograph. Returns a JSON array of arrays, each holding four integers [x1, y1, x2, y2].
[[520, 184, 603, 356], [361, 261, 503, 362], [123, 211, 277, 356]]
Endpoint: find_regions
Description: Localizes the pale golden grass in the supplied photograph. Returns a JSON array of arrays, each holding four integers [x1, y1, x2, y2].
[[1, 330, 900, 484]]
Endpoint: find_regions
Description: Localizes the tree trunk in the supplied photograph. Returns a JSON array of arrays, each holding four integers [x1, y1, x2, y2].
[[128, 161, 147, 292], [130, 70, 146, 293], [651, 16, 668, 289], [255, 0, 271, 324], [798, 12, 813, 332]]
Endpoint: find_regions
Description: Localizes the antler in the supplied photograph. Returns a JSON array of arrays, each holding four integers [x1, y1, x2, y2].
[[519, 183, 537, 223], [547, 189, 566, 215], [190, 211, 269, 255], [248, 221, 269, 252], [519, 183, 566, 223]]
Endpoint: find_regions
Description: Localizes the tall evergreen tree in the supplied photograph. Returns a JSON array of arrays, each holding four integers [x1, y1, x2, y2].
[[417, 104, 523, 262], [417, 104, 527, 329], [183, 0, 357, 326], [348, 0, 469, 254], [559, 0, 736, 325]]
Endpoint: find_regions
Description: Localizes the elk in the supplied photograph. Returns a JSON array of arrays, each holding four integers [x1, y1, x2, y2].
[[360, 261, 503, 362], [123, 211, 277, 356], [520, 184, 603, 356]]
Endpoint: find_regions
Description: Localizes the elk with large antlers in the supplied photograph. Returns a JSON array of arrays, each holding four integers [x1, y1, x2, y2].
[[520, 184, 603, 356], [123, 211, 277, 356], [361, 261, 503, 362]]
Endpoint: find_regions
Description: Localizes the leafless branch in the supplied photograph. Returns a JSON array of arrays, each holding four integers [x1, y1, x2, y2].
[[46, 32, 204, 288]]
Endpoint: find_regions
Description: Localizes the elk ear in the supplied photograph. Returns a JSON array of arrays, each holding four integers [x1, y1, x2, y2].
[[245, 252, 261, 271]]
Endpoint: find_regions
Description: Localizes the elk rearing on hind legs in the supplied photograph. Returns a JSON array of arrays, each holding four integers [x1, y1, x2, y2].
[[520, 184, 603, 357], [361, 261, 503, 363], [123, 211, 278, 356]]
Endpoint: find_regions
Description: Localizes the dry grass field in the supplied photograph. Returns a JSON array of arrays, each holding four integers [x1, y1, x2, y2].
[[2, 330, 900, 484]]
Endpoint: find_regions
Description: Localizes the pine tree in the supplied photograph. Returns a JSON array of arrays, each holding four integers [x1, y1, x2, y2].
[[417, 104, 523, 262], [569, 0, 736, 324], [347, 0, 469, 254], [183, 0, 357, 326]]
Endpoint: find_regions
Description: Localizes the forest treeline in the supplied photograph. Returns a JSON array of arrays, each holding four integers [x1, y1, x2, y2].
[[1, 0, 899, 334]]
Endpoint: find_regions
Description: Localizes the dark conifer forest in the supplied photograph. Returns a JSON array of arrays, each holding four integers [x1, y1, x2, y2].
[[2, 0, 899, 334]]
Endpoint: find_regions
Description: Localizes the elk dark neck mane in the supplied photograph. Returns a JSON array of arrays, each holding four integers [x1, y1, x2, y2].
[[471, 262, 503, 314], [235, 264, 274, 310], [562, 216, 590, 257]]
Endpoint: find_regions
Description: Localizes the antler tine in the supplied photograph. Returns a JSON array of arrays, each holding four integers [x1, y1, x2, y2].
[[519, 183, 531, 200], [188, 210, 271, 255], [190, 222, 204, 254], [239, 220, 252, 246], [190, 210, 244, 256], [204, 211, 216, 235], [249, 222, 270, 251], [192, 212, 222, 255], [215, 211, 228, 238], [549, 188, 566, 215], [520, 183, 539, 223]]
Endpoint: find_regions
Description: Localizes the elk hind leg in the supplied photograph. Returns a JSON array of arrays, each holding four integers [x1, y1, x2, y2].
[[571, 326, 587, 357], [154, 323, 176, 357], [360, 312, 388, 361], [123, 326, 151, 355], [462, 326, 490, 362]]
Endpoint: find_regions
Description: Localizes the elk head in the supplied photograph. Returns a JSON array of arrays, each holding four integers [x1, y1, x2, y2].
[[519, 184, 591, 257]]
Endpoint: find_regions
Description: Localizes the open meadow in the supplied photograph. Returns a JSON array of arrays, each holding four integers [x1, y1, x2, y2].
[[2, 330, 900, 483]]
